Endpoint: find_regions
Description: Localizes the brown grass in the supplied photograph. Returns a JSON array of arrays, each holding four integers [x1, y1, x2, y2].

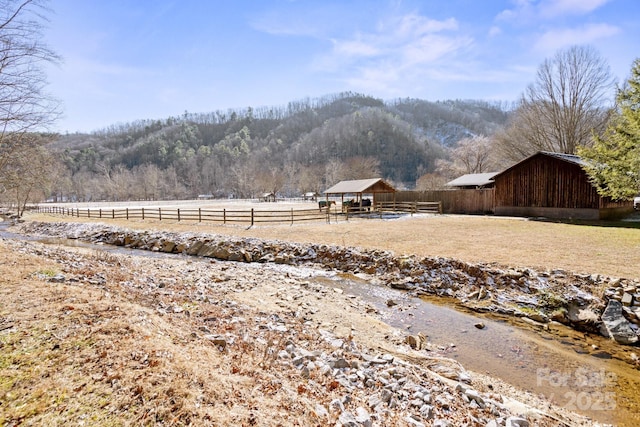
[[24, 210, 640, 280], [0, 243, 347, 426]]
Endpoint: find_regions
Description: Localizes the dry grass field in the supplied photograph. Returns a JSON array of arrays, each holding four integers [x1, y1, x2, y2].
[[26, 201, 640, 280]]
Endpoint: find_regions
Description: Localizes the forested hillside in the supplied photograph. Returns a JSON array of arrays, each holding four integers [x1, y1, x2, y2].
[[48, 93, 509, 202]]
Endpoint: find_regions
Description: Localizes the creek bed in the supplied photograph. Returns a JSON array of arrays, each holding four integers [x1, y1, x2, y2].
[[316, 274, 639, 427], [2, 221, 638, 426]]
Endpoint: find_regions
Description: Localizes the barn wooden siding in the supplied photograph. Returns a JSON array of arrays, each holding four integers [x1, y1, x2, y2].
[[377, 189, 495, 214], [493, 152, 633, 219], [494, 154, 598, 209]]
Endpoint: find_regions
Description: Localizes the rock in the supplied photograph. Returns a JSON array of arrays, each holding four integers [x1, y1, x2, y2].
[[600, 300, 639, 344], [161, 240, 176, 252], [338, 411, 358, 427], [390, 281, 414, 290], [204, 334, 227, 349], [567, 303, 600, 331], [355, 407, 372, 427], [48, 273, 66, 283], [621, 293, 634, 306], [313, 404, 328, 418], [405, 332, 427, 350], [405, 415, 426, 427], [474, 322, 485, 329], [506, 417, 529, 427], [227, 251, 246, 262], [386, 299, 398, 307]]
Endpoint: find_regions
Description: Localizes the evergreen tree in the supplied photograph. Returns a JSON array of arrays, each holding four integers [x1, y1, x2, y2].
[[579, 58, 640, 200]]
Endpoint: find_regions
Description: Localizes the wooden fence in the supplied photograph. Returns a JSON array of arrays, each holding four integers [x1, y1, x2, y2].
[[36, 200, 443, 226], [37, 206, 332, 226], [378, 189, 495, 214], [374, 201, 442, 214]]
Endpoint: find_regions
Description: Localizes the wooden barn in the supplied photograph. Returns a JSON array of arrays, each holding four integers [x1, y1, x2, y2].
[[493, 151, 633, 220]]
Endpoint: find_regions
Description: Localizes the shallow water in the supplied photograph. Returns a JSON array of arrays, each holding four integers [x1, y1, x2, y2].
[[2, 222, 638, 426], [326, 273, 639, 427]]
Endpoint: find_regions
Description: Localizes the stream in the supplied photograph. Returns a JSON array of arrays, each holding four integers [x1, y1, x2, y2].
[[1, 222, 638, 426]]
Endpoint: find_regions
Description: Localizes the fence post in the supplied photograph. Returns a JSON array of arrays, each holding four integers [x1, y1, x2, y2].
[[99, 208, 102, 218], [251, 208, 254, 227], [177, 208, 181, 221], [291, 208, 294, 225], [142, 208, 145, 220], [159, 207, 162, 221], [223, 209, 226, 225], [198, 208, 201, 222], [126, 208, 129, 220]]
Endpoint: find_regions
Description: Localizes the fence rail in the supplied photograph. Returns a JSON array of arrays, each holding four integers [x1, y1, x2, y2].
[[374, 201, 442, 214], [36, 206, 333, 226]]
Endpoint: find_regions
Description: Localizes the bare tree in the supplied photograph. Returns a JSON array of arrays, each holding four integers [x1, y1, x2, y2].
[[495, 45, 614, 163], [0, 0, 60, 174], [344, 156, 381, 180], [0, 133, 56, 214], [415, 173, 448, 190], [451, 136, 495, 174]]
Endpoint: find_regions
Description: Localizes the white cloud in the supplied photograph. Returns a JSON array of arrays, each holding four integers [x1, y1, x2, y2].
[[534, 23, 620, 52], [332, 38, 380, 57], [497, 0, 611, 22], [488, 26, 502, 37], [316, 13, 471, 72], [538, 0, 612, 18]]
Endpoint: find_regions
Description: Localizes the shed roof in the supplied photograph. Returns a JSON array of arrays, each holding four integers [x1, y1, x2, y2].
[[446, 172, 500, 187], [324, 178, 396, 194]]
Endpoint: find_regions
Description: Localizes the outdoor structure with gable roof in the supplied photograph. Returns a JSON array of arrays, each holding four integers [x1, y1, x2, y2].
[[492, 151, 632, 220], [445, 172, 499, 189], [324, 178, 396, 211]]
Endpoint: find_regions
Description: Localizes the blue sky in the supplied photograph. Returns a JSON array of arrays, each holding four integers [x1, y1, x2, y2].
[[44, 0, 640, 133]]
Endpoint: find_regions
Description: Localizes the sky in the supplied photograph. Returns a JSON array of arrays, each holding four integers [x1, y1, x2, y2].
[[43, 0, 640, 133]]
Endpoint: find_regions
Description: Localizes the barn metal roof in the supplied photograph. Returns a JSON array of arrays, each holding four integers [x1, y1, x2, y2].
[[324, 178, 396, 194], [539, 151, 589, 166], [493, 151, 590, 180], [445, 172, 500, 187]]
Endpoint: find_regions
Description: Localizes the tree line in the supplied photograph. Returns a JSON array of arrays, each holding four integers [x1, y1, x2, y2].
[[43, 95, 507, 203]]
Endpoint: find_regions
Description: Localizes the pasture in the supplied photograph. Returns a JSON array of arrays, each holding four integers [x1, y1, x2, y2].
[[31, 199, 640, 280]]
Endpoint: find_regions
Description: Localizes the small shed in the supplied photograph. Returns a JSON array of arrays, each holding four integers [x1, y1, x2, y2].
[[259, 192, 276, 202], [303, 191, 318, 201], [445, 172, 499, 189], [493, 151, 632, 220], [324, 178, 396, 210]]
